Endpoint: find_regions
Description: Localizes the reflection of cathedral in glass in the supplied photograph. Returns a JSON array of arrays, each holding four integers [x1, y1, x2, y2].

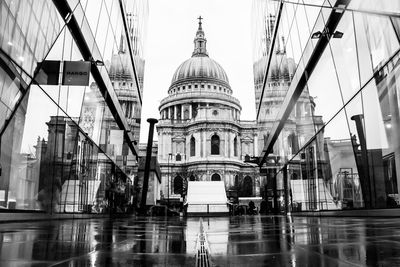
[[252, 0, 400, 211], [252, 4, 335, 210], [0, 0, 148, 213], [253, 12, 319, 158], [108, 5, 148, 144]]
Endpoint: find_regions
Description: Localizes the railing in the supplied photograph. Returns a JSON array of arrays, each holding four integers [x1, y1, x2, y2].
[[186, 203, 229, 214], [261, 89, 289, 98], [159, 91, 241, 106]]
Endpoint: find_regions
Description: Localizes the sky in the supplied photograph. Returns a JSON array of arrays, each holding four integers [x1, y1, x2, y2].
[[139, 0, 256, 143]]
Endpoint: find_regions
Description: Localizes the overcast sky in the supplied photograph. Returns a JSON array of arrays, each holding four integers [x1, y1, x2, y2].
[[139, 0, 256, 143]]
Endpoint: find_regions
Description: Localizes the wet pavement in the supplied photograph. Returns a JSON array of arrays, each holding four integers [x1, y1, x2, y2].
[[0, 216, 400, 266]]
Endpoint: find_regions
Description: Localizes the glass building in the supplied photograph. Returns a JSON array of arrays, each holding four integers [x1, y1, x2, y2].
[[0, 0, 148, 213], [252, 0, 400, 211]]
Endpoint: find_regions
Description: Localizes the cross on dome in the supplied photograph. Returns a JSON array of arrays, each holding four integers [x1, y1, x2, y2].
[[197, 16, 203, 31], [193, 16, 208, 57]]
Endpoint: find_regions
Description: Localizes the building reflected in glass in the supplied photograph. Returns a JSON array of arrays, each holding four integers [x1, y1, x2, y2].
[[0, 0, 148, 213], [252, 0, 400, 211]]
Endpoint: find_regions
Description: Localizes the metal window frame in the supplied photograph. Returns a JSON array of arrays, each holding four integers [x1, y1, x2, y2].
[[52, 0, 138, 156], [259, 0, 350, 166], [118, 0, 143, 105]]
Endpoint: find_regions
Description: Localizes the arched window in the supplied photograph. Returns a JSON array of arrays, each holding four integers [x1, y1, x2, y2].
[[176, 153, 181, 161], [234, 175, 239, 187], [211, 134, 220, 155], [211, 173, 221, 181], [242, 176, 253, 196], [174, 176, 183, 195], [234, 137, 238, 157], [190, 175, 196, 181], [190, 137, 195, 157]]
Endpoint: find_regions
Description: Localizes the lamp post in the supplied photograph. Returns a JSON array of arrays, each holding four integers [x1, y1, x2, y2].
[[140, 118, 158, 215]]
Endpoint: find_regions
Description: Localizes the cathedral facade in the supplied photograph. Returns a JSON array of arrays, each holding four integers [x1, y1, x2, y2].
[[156, 19, 262, 205], [156, 17, 320, 207]]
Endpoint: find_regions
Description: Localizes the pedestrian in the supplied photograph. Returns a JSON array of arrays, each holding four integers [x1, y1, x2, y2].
[[248, 200, 257, 215]]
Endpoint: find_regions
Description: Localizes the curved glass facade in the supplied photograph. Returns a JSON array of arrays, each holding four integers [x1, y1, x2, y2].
[[0, 0, 148, 213], [253, 0, 400, 211]]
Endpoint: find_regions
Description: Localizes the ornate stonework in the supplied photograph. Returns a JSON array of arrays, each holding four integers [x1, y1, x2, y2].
[[157, 19, 261, 201]]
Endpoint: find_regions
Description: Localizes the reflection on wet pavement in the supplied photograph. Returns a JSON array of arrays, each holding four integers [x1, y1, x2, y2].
[[0, 216, 400, 266]]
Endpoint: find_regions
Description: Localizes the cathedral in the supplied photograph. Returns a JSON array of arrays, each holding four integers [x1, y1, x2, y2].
[[156, 18, 316, 207], [156, 18, 262, 206]]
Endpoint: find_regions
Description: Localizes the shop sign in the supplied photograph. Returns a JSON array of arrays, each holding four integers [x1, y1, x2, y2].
[[62, 61, 90, 86]]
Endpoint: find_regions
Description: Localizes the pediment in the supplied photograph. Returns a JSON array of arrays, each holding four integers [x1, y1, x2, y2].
[[172, 135, 186, 143], [241, 136, 253, 144]]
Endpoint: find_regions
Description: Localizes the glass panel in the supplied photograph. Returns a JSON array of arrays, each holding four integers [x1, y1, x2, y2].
[[328, 12, 360, 103], [252, 1, 287, 119], [0, 0, 140, 215], [349, 0, 400, 15], [306, 42, 343, 123], [1, 85, 69, 211], [94, 2, 110, 55], [289, 110, 361, 211], [362, 59, 400, 207], [0, 83, 130, 213], [42, 27, 87, 120], [0, 0, 63, 79], [83, 0, 102, 34]]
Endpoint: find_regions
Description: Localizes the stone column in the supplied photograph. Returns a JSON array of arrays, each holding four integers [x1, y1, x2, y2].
[[186, 135, 190, 159], [159, 132, 163, 158], [203, 131, 207, 157], [195, 131, 199, 158], [225, 131, 228, 157], [254, 133, 258, 156], [161, 133, 165, 160], [170, 133, 174, 158], [189, 105, 192, 119], [230, 132, 234, 157], [200, 130, 203, 157], [174, 105, 177, 120]]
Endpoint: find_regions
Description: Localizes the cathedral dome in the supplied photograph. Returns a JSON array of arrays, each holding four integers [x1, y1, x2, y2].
[[169, 17, 231, 90], [159, 18, 241, 126], [253, 53, 296, 85], [109, 53, 132, 79], [108, 36, 145, 84], [171, 56, 229, 87]]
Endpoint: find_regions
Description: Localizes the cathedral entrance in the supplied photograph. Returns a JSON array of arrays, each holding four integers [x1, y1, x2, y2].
[[242, 176, 253, 197], [174, 176, 183, 195], [211, 173, 221, 181]]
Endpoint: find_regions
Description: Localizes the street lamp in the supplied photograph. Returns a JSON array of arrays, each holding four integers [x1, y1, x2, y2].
[[311, 30, 343, 39]]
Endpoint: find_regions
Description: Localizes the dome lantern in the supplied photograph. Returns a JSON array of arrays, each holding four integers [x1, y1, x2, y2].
[[192, 16, 208, 57]]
